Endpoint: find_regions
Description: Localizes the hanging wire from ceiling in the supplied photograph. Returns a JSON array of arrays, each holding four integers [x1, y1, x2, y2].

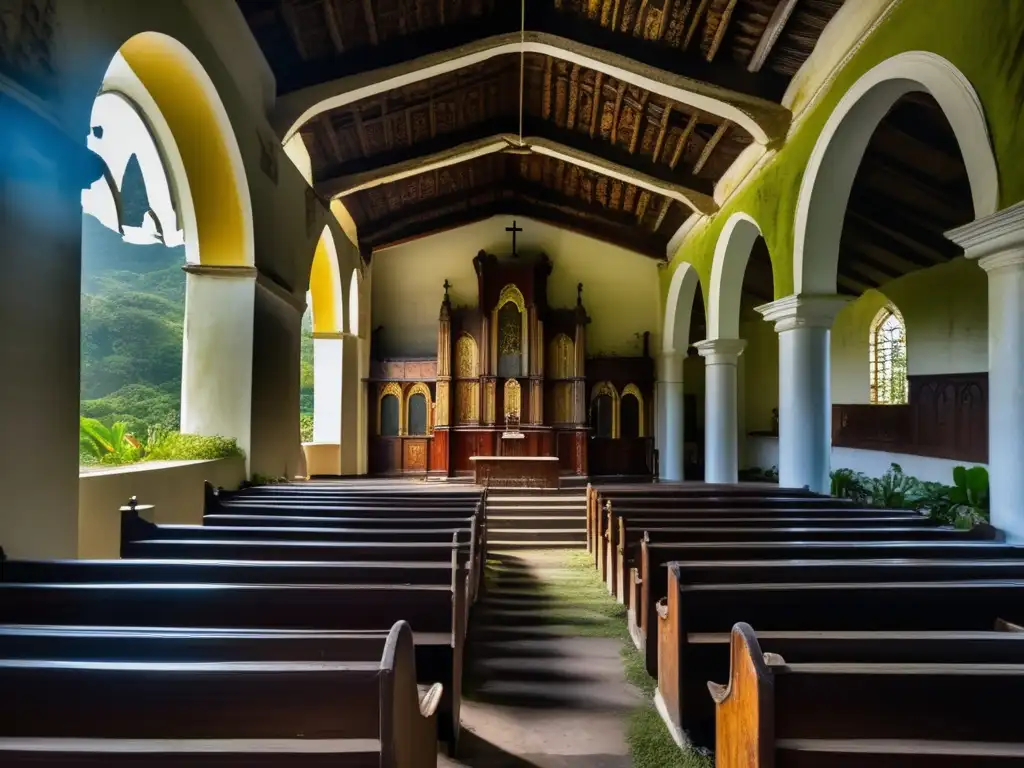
[[518, 0, 525, 149]]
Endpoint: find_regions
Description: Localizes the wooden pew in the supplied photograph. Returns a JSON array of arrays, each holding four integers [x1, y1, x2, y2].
[[711, 623, 1024, 767], [657, 572, 1024, 748], [591, 495, 895, 569], [634, 538, 1024, 675], [0, 620, 441, 768], [0, 576, 467, 750], [204, 513, 475, 529], [586, 482, 822, 554], [600, 501, 928, 593], [610, 513, 944, 605]]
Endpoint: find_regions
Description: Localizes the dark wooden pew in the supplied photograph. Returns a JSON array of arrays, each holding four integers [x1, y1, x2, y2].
[[634, 538, 1024, 676], [0, 620, 441, 768], [658, 573, 1024, 748], [600, 501, 928, 591], [710, 623, 1024, 767], [609, 515, 971, 603], [586, 482, 823, 553], [0, 576, 466, 750], [591, 495, 901, 568], [204, 513, 475, 529]]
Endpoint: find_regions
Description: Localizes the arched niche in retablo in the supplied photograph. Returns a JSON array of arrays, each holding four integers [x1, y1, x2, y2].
[[504, 379, 522, 419], [455, 333, 479, 378], [590, 381, 620, 439], [548, 333, 575, 379], [378, 382, 403, 436], [405, 382, 432, 435], [621, 383, 645, 439], [494, 284, 528, 379]]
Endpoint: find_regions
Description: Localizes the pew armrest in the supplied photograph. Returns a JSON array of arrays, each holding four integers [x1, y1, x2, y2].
[[419, 682, 444, 718]]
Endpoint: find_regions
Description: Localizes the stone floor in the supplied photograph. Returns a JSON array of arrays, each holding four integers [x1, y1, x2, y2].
[[439, 550, 641, 768]]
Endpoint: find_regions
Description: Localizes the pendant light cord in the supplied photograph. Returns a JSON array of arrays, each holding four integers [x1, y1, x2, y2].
[[518, 0, 525, 147]]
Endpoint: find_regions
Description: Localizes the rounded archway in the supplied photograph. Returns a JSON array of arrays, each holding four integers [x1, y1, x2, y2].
[[80, 32, 256, 468], [303, 227, 346, 449], [709, 213, 766, 340], [662, 262, 703, 355], [794, 52, 997, 295]]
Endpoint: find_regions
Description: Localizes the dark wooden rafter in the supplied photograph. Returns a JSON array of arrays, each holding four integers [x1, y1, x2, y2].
[[279, 1, 309, 60], [748, 0, 799, 72], [705, 0, 739, 62], [691, 120, 728, 175], [323, 0, 346, 52], [361, 0, 380, 45]]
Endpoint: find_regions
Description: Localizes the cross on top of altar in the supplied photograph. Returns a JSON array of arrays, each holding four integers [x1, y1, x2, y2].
[[505, 219, 523, 257]]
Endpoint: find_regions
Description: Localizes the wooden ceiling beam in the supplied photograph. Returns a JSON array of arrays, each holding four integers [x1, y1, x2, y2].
[[280, 1, 309, 60], [629, 92, 651, 154], [360, 0, 379, 46], [669, 114, 698, 170], [747, 0, 798, 72], [691, 120, 728, 175], [316, 117, 717, 212], [847, 191, 964, 258], [706, 0, 739, 62], [589, 72, 604, 138], [323, 0, 345, 53], [273, 29, 790, 144], [363, 197, 667, 258]]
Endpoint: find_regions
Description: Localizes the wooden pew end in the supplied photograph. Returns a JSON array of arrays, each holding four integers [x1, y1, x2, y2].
[[710, 623, 774, 768]]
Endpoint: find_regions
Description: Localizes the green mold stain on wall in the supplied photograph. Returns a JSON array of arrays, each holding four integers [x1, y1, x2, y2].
[[663, 0, 1024, 306]]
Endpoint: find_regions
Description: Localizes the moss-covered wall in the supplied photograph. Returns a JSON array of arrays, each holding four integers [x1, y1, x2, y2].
[[663, 0, 1024, 305]]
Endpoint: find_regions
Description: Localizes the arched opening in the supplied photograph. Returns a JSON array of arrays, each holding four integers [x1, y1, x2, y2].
[[621, 384, 644, 439], [493, 284, 528, 379], [79, 34, 253, 467], [407, 393, 428, 436], [79, 33, 255, 469], [303, 227, 344, 446], [590, 382, 619, 440], [380, 393, 401, 437], [349, 268, 361, 337], [869, 305, 908, 405], [796, 53, 992, 477]]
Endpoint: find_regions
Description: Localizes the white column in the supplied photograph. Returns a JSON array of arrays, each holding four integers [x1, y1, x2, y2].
[[657, 352, 686, 481], [312, 333, 343, 443], [339, 334, 361, 475], [693, 339, 747, 483], [181, 266, 256, 467], [948, 203, 1024, 541], [757, 295, 847, 493]]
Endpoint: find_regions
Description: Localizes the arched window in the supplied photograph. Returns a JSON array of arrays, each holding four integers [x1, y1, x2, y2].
[[870, 306, 908, 404], [590, 382, 619, 439]]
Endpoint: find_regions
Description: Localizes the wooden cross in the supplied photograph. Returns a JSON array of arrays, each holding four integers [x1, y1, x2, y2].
[[443, 279, 451, 299], [506, 220, 523, 257]]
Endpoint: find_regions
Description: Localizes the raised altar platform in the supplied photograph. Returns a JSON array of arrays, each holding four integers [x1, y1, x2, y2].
[[470, 455, 561, 489]]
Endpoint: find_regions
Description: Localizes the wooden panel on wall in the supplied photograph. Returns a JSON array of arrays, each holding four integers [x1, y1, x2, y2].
[[370, 437, 402, 474], [431, 428, 450, 475], [832, 372, 987, 463], [589, 437, 654, 477], [403, 439, 429, 473]]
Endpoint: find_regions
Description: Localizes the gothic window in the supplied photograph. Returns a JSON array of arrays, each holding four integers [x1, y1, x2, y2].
[[870, 305, 908, 404], [380, 394, 400, 436], [407, 393, 428, 436], [621, 384, 644, 438]]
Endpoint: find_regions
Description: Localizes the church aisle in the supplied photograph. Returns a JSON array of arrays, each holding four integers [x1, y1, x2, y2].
[[440, 550, 709, 768]]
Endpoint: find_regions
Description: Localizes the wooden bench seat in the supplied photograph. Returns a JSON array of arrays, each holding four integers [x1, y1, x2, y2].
[[1, 558, 460, 587], [203, 514, 475, 529], [635, 538, 1024, 676], [711, 623, 1024, 767], [608, 519, 964, 603], [658, 576, 1024, 748], [0, 577, 467, 750], [0, 620, 439, 768], [141, 524, 475, 545]]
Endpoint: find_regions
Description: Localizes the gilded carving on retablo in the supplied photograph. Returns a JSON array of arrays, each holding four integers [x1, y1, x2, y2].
[[455, 334, 479, 378], [504, 379, 522, 419], [553, 382, 573, 424], [435, 382, 449, 427], [455, 381, 479, 424], [484, 379, 496, 424], [548, 334, 575, 379]]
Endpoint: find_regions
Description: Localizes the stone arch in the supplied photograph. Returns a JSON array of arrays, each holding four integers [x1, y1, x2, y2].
[[708, 212, 765, 340], [794, 51, 998, 294], [662, 261, 703, 354], [349, 268, 362, 336], [99, 32, 253, 267], [309, 227, 344, 334]]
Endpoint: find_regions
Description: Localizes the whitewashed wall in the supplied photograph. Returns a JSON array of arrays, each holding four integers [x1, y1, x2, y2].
[[370, 216, 662, 358]]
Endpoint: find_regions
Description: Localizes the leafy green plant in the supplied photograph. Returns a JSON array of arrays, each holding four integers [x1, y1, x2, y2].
[[143, 428, 244, 462], [300, 414, 314, 443], [79, 417, 143, 464], [870, 463, 923, 508], [948, 465, 989, 529], [249, 473, 287, 487], [829, 468, 872, 504]]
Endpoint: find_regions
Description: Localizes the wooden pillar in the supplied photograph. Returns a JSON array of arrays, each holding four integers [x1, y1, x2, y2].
[[435, 286, 453, 474]]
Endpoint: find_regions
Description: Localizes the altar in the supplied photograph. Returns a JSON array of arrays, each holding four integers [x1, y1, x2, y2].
[[470, 455, 561, 489]]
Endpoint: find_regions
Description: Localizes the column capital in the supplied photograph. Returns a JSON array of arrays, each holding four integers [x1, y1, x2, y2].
[[946, 201, 1024, 269], [755, 294, 849, 333], [693, 338, 747, 365]]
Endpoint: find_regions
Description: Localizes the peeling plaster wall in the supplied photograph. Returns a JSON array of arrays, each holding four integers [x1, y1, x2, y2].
[[663, 0, 1024, 304], [371, 216, 662, 359]]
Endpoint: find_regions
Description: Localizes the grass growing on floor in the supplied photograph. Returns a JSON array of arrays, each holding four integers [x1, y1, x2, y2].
[[555, 550, 712, 768]]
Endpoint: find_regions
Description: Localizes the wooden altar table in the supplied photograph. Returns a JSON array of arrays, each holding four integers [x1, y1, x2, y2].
[[470, 456, 560, 489]]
